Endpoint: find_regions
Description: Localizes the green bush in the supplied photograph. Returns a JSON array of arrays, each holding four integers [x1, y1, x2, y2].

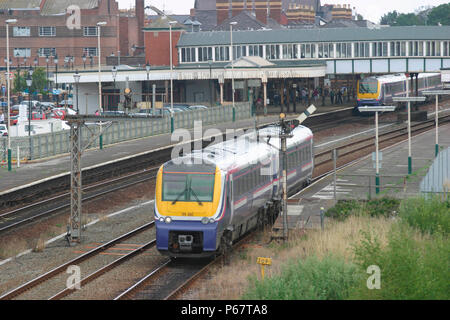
[[399, 196, 450, 236], [351, 224, 449, 300], [242, 255, 360, 300], [325, 198, 400, 221]]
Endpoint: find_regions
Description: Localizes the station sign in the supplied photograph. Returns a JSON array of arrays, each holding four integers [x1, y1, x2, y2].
[[392, 96, 426, 102], [422, 90, 450, 96]]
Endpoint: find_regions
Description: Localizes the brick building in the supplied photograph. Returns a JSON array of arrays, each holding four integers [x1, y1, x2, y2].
[[0, 0, 145, 71]]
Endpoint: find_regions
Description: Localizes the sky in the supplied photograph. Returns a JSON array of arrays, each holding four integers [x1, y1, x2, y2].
[[117, 0, 450, 24]]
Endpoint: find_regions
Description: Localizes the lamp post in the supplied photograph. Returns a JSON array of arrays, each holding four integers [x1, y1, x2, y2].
[[45, 55, 50, 91], [54, 54, 59, 106], [358, 106, 396, 194], [230, 21, 237, 122], [6, 18, 17, 172], [145, 63, 150, 116], [169, 20, 177, 133], [97, 21, 107, 113], [26, 71, 33, 160], [73, 70, 80, 114], [423, 90, 450, 157], [112, 65, 117, 111], [393, 93, 425, 175], [208, 59, 213, 108]]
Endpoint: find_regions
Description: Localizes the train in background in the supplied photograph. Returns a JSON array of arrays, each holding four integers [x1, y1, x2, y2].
[[355, 73, 442, 112], [154, 125, 314, 258]]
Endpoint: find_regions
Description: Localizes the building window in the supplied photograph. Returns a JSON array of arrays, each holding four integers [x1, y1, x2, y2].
[[83, 26, 98, 37], [443, 41, 448, 56], [372, 42, 387, 57], [319, 43, 330, 58], [14, 48, 31, 57], [282, 44, 297, 59], [248, 45, 263, 58], [198, 47, 213, 62], [39, 26, 56, 37], [214, 46, 229, 61], [354, 42, 369, 58], [38, 48, 56, 57], [83, 47, 98, 57], [265, 45, 279, 60], [13, 26, 30, 37], [300, 43, 314, 58]]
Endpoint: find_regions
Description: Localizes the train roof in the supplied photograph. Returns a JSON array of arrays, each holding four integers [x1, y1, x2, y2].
[[361, 73, 441, 84], [165, 125, 313, 174]]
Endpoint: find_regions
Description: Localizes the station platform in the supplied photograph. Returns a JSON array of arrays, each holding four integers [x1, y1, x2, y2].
[[0, 104, 352, 196], [275, 122, 450, 231]]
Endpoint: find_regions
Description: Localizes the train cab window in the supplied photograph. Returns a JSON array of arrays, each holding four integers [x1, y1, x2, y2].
[[163, 173, 215, 203]]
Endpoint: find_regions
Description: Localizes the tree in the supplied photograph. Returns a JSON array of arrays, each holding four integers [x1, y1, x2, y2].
[[427, 3, 450, 25], [380, 10, 398, 25], [395, 13, 425, 26], [13, 69, 27, 94], [31, 67, 47, 94]]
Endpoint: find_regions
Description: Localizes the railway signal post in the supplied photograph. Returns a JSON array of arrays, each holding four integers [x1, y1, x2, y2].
[[393, 94, 425, 175], [422, 90, 450, 157], [278, 105, 316, 241]]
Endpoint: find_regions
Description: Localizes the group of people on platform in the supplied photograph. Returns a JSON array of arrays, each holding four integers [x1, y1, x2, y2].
[[266, 86, 357, 109]]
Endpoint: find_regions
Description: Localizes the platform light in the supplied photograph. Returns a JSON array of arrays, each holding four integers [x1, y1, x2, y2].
[[422, 89, 450, 157], [358, 105, 396, 194]]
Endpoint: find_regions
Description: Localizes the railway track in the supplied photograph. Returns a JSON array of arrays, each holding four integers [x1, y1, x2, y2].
[[0, 221, 155, 300], [114, 233, 254, 301], [1, 111, 448, 237], [313, 114, 450, 177], [2, 113, 448, 300], [0, 109, 356, 236], [0, 168, 159, 235]]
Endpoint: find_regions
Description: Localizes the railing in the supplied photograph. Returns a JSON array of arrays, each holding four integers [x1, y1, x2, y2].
[[0, 102, 252, 162]]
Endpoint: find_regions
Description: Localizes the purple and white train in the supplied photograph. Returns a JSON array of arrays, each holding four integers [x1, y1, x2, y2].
[[154, 125, 314, 258]]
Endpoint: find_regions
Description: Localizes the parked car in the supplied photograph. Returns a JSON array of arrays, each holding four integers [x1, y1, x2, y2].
[[0, 124, 7, 137], [58, 100, 73, 108], [188, 105, 208, 110], [11, 104, 28, 115], [53, 107, 77, 116], [163, 104, 191, 111], [49, 110, 66, 120], [9, 115, 18, 126]]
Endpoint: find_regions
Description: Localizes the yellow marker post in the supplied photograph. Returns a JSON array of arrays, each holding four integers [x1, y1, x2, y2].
[[257, 257, 272, 280]]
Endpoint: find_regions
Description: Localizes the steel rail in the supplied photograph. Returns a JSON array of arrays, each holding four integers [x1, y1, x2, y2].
[[113, 259, 172, 300], [0, 221, 155, 300], [0, 168, 159, 234], [314, 115, 450, 168], [49, 239, 157, 300]]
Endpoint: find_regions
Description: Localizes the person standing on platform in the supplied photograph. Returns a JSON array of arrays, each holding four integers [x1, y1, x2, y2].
[[330, 89, 335, 105]]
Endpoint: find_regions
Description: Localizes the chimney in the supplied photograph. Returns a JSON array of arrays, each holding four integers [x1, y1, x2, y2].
[[136, 0, 145, 48], [216, 0, 230, 25]]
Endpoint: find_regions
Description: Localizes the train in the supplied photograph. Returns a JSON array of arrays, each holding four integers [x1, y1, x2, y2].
[[356, 73, 442, 112], [154, 125, 314, 258]]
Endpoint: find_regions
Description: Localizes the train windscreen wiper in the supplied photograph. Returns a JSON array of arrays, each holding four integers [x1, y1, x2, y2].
[[189, 187, 204, 206], [171, 186, 188, 205]]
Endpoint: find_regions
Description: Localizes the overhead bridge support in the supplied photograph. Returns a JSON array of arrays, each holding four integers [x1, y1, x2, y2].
[[68, 121, 82, 243]]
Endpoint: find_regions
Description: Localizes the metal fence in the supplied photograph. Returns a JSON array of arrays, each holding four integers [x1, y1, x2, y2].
[[0, 102, 252, 162], [420, 147, 450, 196]]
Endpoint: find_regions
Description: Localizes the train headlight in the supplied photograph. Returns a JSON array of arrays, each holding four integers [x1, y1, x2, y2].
[[209, 218, 215, 224], [201, 217, 209, 224], [164, 217, 172, 224], [159, 217, 164, 223]]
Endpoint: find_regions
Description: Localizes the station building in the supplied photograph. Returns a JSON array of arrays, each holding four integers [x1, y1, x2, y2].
[[57, 22, 450, 114]]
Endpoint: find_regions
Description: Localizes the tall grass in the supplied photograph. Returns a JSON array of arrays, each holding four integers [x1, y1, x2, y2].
[[398, 196, 449, 236], [351, 223, 449, 300], [242, 255, 360, 300]]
